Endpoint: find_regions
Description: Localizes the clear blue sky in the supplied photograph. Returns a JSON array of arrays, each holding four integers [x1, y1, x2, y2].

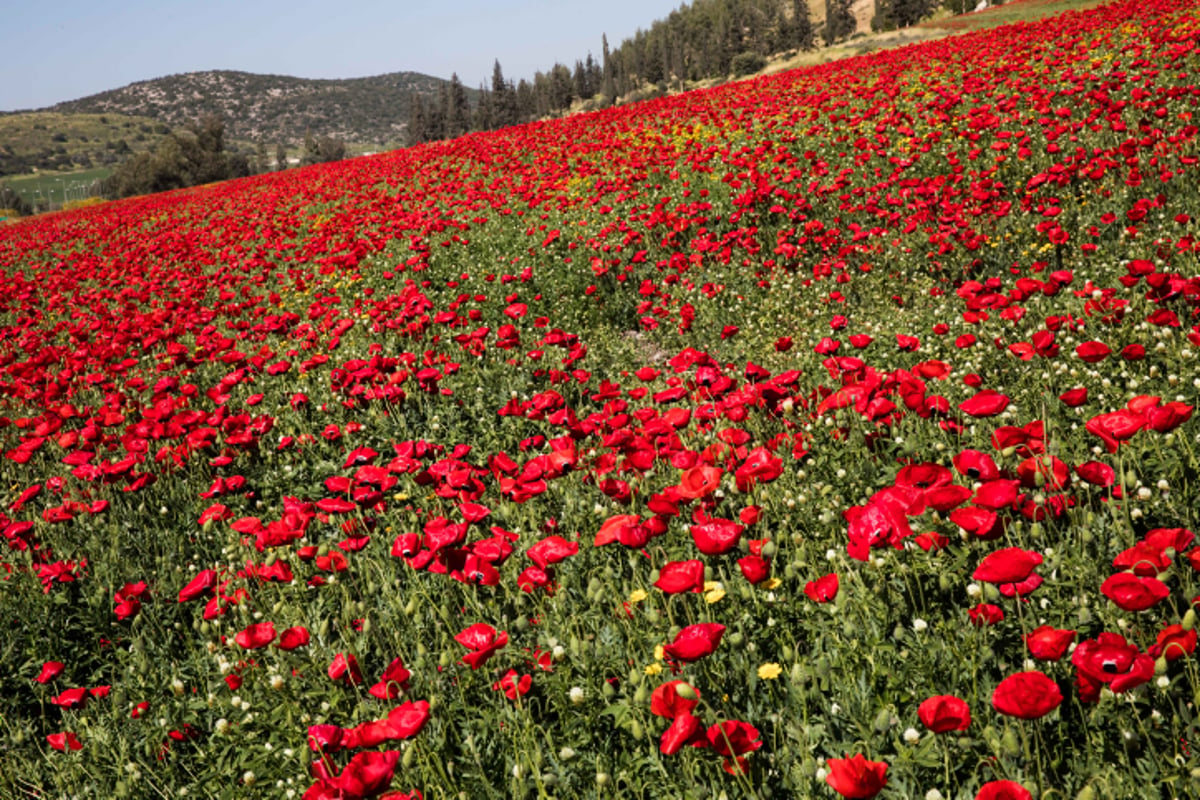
[[1, 0, 687, 111]]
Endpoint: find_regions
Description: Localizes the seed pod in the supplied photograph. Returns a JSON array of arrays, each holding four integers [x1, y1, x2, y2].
[[1183, 608, 1196, 631], [360, 617, 371, 634], [1001, 727, 1021, 758], [761, 541, 777, 558], [602, 681, 616, 699], [1075, 785, 1096, 800], [790, 663, 805, 685], [633, 684, 648, 704], [402, 747, 416, 769], [938, 573, 953, 592], [872, 708, 892, 733], [630, 720, 644, 740], [781, 645, 794, 661], [404, 598, 418, 617], [675, 683, 698, 701]]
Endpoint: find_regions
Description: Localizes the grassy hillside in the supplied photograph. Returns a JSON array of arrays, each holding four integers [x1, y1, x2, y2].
[[0, 112, 168, 177]]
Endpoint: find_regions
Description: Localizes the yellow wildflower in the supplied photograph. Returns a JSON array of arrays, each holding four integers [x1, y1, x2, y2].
[[757, 663, 783, 680]]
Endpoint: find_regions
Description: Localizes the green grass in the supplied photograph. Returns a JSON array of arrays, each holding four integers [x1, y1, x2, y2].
[[921, 0, 1114, 30], [2, 166, 113, 207]]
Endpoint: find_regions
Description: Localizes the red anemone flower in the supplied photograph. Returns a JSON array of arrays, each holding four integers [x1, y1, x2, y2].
[[825, 753, 889, 799]]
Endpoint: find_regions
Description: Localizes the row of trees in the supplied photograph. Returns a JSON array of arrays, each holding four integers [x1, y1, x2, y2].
[[101, 117, 348, 200], [101, 116, 251, 199], [408, 0, 948, 145]]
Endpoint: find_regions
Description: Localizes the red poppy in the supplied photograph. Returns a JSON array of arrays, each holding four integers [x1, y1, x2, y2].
[[1146, 402, 1193, 433], [1059, 387, 1088, 407], [1100, 572, 1170, 611], [976, 781, 1033, 800], [333, 749, 401, 798], [804, 573, 839, 603], [328, 653, 365, 685], [34, 661, 64, 684], [1085, 409, 1145, 453], [47, 731, 82, 752], [958, 390, 1010, 418], [1072, 632, 1154, 702], [526, 535, 578, 569], [308, 724, 344, 753], [918, 695, 971, 733], [662, 623, 725, 663], [651, 681, 701, 719], [234, 621, 276, 650], [690, 518, 743, 555], [178, 569, 218, 603], [655, 560, 705, 594], [277, 626, 310, 651], [1149, 625, 1198, 662], [1074, 461, 1116, 487], [1025, 626, 1075, 661], [734, 447, 783, 491], [593, 514, 644, 547], [737, 554, 771, 584], [51, 688, 89, 709], [677, 465, 723, 499], [953, 449, 1000, 481], [660, 711, 704, 755], [968, 603, 1004, 626], [825, 753, 889, 799], [705, 719, 762, 774], [455, 623, 508, 670], [493, 669, 532, 700], [1074, 341, 1111, 362], [385, 700, 431, 739], [369, 657, 412, 700], [991, 671, 1062, 719], [973, 547, 1042, 584]]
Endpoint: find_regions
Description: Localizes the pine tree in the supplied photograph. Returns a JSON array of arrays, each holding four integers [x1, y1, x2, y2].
[[824, 0, 855, 44], [407, 94, 428, 145], [492, 60, 518, 129], [276, 142, 288, 170], [892, 0, 931, 27], [442, 73, 470, 139], [793, 0, 815, 50], [601, 34, 617, 101]]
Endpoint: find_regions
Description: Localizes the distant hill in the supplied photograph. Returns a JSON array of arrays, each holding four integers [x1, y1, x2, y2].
[[47, 70, 475, 148]]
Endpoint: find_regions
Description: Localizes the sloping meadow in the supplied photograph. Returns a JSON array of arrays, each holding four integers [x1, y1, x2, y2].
[[2, 0, 1199, 797]]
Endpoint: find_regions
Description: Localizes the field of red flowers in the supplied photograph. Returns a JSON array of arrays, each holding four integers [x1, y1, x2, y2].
[[2, 0, 1199, 797]]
